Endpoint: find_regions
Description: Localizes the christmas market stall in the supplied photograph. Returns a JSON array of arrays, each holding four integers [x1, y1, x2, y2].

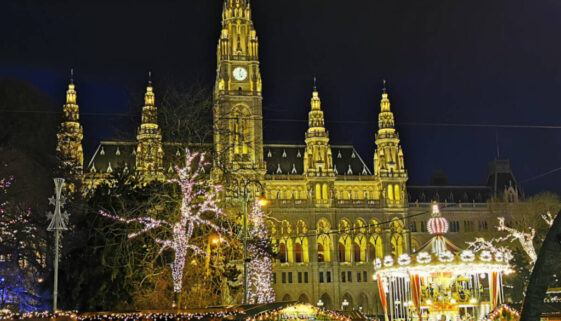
[[374, 203, 512, 321]]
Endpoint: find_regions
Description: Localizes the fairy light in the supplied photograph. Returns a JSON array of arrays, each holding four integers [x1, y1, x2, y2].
[[246, 201, 275, 304], [497, 217, 537, 264], [542, 210, 555, 227], [99, 149, 225, 293]]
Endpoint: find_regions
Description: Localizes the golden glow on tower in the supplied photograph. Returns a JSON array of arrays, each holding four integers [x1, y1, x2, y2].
[[373, 83, 408, 207], [136, 74, 164, 179], [56, 69, 84, 180], [304, 85, 334, 177], [213, 0, 265, 182]]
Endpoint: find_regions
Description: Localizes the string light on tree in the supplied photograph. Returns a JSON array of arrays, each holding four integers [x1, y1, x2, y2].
[[496, 217, 537, 264], [99, 149, 226, 295], [246, 201, 275, 304]]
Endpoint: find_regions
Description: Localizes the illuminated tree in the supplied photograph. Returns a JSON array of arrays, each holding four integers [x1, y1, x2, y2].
[[246, 201, 275, 304], [99, 149, 225, 298], [496, 217, 537, 264], [0, 176, 46, 311]]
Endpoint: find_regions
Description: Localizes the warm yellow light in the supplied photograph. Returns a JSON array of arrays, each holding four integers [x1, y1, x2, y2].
[[257, 196, 269, 207], [210, 234, 221, 246]]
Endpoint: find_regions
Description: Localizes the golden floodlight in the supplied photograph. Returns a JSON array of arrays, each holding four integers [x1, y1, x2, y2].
[[257, 195, 269, 207], [210, 234, 221, 246]]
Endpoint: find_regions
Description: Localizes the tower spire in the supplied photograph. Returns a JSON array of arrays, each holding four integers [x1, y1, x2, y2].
[[373, 80, 408, 208], [144, 71, 155, 107], [136, 74, 163, 179], [56, 68, 84, 184], [304, 80, 334, 178]]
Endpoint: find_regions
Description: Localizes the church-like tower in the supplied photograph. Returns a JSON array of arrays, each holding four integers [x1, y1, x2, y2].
[[373, 82, 408, 207], [135, 74, 164, 179], [213, 0, 265, 185], [56, 69, 84, 182], [303, 82, 335, 206]]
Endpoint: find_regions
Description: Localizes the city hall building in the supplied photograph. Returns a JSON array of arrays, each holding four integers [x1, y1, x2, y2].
[[55, 0, 520, 314]]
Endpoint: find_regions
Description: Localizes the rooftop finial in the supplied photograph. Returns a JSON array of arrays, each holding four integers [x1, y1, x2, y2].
[[70, 68, 74, 85], [382, 79, 387, 94], [313, 76, 317, 91], [148, 71, 152, 87]]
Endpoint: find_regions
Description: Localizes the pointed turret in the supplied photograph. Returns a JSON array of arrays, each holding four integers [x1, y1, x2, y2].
[[135, 72, 164, 179], [373, 81, 408, 207], [304, 80, 334, 206], [56, 68, 84, 185]]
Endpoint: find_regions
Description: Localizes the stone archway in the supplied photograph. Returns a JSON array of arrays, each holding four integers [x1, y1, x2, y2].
[[521, 211, 561, 321], [320, 293, 333, 310], [298, 293, 310, 303], [282, 293, 292, 302], [357, 292, 370, 313], [341, 293, 354, 311]]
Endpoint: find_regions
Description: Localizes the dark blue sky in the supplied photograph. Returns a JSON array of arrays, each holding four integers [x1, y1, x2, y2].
[[1, 0, 561, 194]]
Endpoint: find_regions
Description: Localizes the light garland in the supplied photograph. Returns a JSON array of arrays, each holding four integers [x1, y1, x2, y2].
[[460, 250, 475, 262], [384, 255, 394, 267], [480, 304, 520, 321], [416, 252, 432, 264], [438, 250, 454, 262], [0, 310, 243, 321], [99, 149, 226, 293], [479, 250, 492, 262], [398, 254, 411, 265], [245, 303, 351, 321]]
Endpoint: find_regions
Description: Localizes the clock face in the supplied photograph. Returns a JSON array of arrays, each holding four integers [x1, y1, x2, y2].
[[233, 67, 248, 81]]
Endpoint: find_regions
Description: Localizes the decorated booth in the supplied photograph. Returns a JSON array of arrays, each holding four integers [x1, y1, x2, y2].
[[374, 203, 512, 321]]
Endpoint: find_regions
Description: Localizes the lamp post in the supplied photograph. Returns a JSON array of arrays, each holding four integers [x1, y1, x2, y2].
[[241, 179, 267, 304], [341, 298, 349, 311], [317, 299, 324, 308], [47, 178, 69, 312]]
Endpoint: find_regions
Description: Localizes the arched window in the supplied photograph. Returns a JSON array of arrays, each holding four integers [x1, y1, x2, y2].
[[338, 242, 346, 262], [338, 236, 351, 262], [279, 243, 288, 263], [369, 235, 384, 260], [316, 184, 321, 200], [353, 243, 361, 262], [295, 243, 303, 263], [317, 234, 331, 263], [322, 184, 328, 200], [394, 184, 401, 201], [388, 185, 394, 200], [391, 234, 404, 257], [368, 242, 376, 262], [318, 243, 325, 262]]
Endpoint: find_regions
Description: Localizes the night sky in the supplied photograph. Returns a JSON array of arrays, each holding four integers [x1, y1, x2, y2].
[[2, 0, 561, 194]]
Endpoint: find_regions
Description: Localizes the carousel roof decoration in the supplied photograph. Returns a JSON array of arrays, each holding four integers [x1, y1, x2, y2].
[[373, 201, 513, 321], [417, 202, 462, 255]]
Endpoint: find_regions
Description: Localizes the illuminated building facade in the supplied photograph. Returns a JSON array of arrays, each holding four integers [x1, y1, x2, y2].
[[56, 0, 521, 313]]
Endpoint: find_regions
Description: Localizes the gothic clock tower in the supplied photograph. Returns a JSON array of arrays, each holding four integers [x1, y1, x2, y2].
[[213, 0, 265, 186]]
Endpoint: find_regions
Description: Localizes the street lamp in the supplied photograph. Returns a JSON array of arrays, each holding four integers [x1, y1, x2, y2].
[[341, 298, 349, 310], [317, 299, 324, 307], [241, 179, 267, 304], [47, 178, 69, 312]]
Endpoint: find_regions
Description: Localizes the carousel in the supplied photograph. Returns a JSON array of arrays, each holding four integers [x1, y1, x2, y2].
[[373, 203, 512, 321]]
